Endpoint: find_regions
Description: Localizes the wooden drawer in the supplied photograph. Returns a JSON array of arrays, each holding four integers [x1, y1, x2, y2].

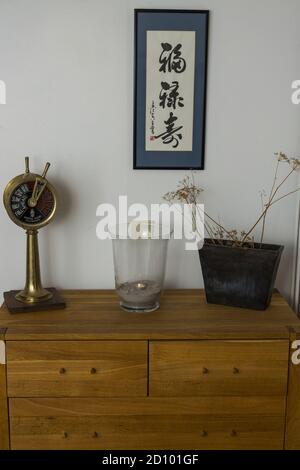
[[150, 340, 289, 396], [10, 397, 285, 450], [7, 341, 147, 397]]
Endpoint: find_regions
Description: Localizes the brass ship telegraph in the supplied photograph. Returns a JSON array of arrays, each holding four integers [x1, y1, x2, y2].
[[3, 157, 65, 313]]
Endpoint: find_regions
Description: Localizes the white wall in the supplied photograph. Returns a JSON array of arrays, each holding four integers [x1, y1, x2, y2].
[[0, 0, 300, 304]]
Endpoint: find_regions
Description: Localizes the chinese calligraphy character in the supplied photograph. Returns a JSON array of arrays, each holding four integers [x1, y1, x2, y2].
[[154, 112, 183, 148], [159, 81, 184, 110], [159, 43, 186, 73], [149, 100, 156, 137]]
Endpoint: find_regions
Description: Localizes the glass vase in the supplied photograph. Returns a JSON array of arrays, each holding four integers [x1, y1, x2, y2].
[[111, 221, 171, 313]]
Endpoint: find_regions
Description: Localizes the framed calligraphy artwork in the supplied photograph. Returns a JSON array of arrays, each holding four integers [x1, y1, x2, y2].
[[133, 9, 209, 169]]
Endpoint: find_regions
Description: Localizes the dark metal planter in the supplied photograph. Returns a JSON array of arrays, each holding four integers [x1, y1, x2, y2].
[[199, 239, 284, 310]]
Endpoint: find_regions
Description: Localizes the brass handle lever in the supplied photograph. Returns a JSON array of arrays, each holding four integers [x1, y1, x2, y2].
[[42, 162, 51, 179]]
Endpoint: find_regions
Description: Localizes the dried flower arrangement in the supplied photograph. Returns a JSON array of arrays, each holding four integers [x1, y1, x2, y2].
[[163, 152, 300, 248]]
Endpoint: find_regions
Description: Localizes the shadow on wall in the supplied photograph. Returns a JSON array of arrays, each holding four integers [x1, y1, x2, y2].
[[52, 174, 74, 225], [39, 174, 75, 288]]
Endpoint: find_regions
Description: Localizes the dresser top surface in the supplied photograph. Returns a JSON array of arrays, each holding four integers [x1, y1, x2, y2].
[[0, 289, 299, 340]]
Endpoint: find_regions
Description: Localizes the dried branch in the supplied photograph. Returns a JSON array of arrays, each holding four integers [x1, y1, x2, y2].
[[162, 153, 300, 249], [241, 154, 299, 245], [260, 159, 279, 245]]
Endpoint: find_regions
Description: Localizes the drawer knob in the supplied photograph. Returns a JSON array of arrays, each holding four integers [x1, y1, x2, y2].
[[90, 368, 97, 375], [202, 367, 209, 374], [93, 432, 98, 438], [63, 432, 68, 438], [201, 430, 207, 437], [233, 367, 239, 374], [231, 430, 237, 437], [59, 368, 66, 374]]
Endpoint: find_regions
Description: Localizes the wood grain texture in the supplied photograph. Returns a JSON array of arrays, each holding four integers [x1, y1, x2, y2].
[[285, 328, 300, 449], [10, 397, 286, 450], [150, 340, 289, 397], [0, 399, 9, 450], [0, 290, 298, 340], [7, 341, 147, 398], [0, 329, 6, 339], [1, 290, 299, 450], [0, 362, 6, 399]]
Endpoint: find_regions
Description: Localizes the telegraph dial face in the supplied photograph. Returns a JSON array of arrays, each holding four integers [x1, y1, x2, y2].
[[10, 181, 55, 225], [4, 173, 57, 230]]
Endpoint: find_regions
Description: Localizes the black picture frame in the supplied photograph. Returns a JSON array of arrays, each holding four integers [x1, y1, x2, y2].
[[133, 9, 209, 170]]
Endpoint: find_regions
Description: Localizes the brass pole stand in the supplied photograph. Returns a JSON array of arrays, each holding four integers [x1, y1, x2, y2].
[[15, 230, 53, 303]]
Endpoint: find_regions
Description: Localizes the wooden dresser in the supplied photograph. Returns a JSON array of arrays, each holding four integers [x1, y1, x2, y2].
[[0, 289, 300, 450]]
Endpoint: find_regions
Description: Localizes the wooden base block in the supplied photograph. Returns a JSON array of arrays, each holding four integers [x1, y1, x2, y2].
[[3, 288, 66, 314]]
